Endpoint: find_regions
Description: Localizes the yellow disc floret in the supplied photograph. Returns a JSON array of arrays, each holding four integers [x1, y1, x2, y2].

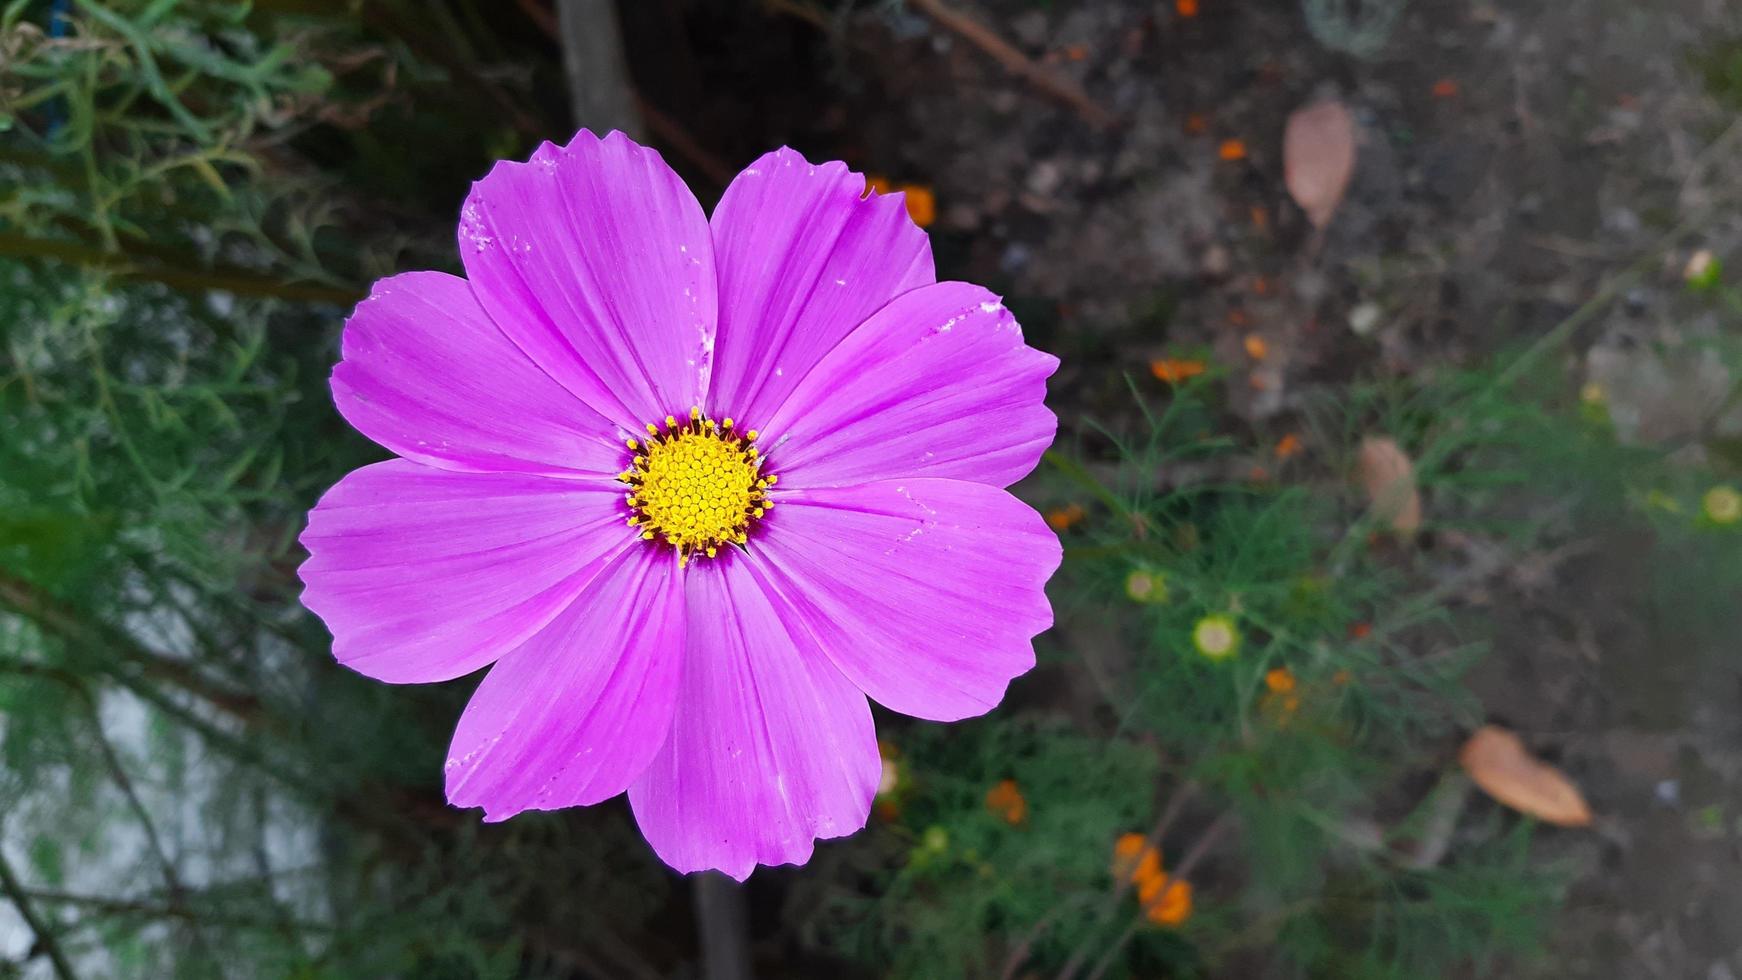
[[1704, 485, 1740, 526], [620, 407, 775, 565]]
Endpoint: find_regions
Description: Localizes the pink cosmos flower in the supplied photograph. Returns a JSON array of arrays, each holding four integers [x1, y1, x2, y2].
[[298, 130, 1061, 880]]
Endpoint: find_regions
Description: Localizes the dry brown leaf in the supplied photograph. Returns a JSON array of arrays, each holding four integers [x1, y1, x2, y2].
[[1459, 726, 1593, 828], [1356, 435, 1421, 534], [1284, 100, 1357, 230]]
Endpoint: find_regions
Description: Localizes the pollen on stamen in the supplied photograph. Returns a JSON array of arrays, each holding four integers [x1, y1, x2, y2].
[[617, 406, 776, 565]]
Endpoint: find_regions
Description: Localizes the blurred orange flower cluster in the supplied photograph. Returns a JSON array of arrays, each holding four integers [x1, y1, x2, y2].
[[1046, 502, 1087, 531], [1260, 666, 1301, 725], [985, 779, 1028, 826], [1150, 357, 1207, 384], [1110, 833, 1194, 926], [866, 175, 937, 227]]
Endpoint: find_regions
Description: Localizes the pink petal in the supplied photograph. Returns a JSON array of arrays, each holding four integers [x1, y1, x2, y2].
[[299, 460, 629, 684], [627, 555, 878, 880], [749, 479, 1059, 722], [332, 271, 623, 476], [761, 282, 1058, 489], [459, 130, 715, 428], [446, 544, 685, 819], [706, 148, 934, 425]]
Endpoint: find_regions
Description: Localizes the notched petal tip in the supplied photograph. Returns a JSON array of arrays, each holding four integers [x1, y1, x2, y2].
[[297, 462, 630, 686], [740, 480, 1055, 724], [627, 559, 878, 881], [735, 145, 851, 184], [647, 808, 874, 881], [706, 148, 935, 422], [442, 546, 685, 820], [457, 121, 716, 426], [759, 281, 1059, 488]]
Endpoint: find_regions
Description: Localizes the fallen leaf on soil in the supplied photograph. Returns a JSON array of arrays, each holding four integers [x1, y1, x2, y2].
[[1459, 726, 1593, 827], [1356, 435, 1421, 533], [1283, 99, 1357, 230]]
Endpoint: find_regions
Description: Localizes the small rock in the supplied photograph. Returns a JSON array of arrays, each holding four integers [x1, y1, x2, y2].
[[1025, 160, 1065, 197], [1110, 146, 1145, 180], [1199, 242, 1232, 279], [1011, 10, 1049, 48], [1587, 344, 1733, 445], [1109, 76, 1146, 113], [1294, 268, 1330, 306], [1609, 106, 1643, 132], [1622, 287, 1651, 315], [1605, 206, 1642, 236], [943, 203, 980, 230], [1349, 301, 1383, 336], [886, 8, 930, 39]]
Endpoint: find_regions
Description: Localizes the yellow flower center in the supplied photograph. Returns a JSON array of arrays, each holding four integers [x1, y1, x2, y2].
[[1192, 615, 1240, 660], [619, 407, 775, 565], [1704, 485, 1740, 526]]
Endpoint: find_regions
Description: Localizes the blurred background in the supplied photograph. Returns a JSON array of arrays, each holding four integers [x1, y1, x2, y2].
[[3, 0, 1742, 977]]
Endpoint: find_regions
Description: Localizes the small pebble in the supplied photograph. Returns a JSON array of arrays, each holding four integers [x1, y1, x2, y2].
[[1026, 160, 1065, 197], [1349, 301, 1383, 336], [1011, 10, 1049, 47], [1200, 243, 1232, 278]]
